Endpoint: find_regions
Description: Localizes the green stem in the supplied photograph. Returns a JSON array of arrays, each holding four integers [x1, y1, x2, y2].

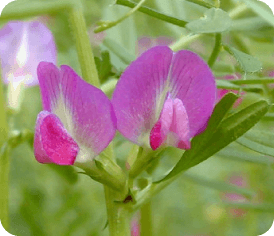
[[105, 187, 131, 236], [116, 0, 188, 28], [0, 70, 9, 230], [228, 3, 248, 19], [208, 33, 222, 68], [69, 4, 100, 87], [169, 34, 202, 52], [69, 4, 131, 236], [76, 158, 126, 194], [128, 147, 154, 181], [229, 78, 274, 85], [140, 201, 153, 236], [95, 0, 146, 33], [0, 1, 71, 22], [133, 178, 175, 211]]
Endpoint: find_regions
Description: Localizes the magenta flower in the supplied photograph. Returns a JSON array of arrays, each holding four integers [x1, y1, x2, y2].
[[216, 74, 244, 107], [0, 21, 56, 86], [112, 46, 216, 150], [34, 62, 116, 165]]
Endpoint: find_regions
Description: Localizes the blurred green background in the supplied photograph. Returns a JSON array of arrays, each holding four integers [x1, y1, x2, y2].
[[1, 0, 274, 235]]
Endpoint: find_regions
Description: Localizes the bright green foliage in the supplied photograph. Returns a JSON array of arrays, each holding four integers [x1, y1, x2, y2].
[[225, 46, 262, 73], [186, 8, 232, 33]]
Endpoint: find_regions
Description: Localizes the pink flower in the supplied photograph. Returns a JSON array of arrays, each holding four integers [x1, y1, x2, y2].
[[0, 21, 56, 86], [89, 25, 106, 47], [216, 74, 244, 107], [137, 36, 173, 55], [112, 46, 216, 151], [223, 174, 248, 218], [34, 62, 116, 165]]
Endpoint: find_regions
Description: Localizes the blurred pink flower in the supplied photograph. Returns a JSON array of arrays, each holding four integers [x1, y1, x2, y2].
[[131, 213, 140, 236], [216, 74, 244, 107], [89, 25, 106, 47], [0, 20, 56, 87], [223, 174, 248, 218], [136, 36, 173, 55]]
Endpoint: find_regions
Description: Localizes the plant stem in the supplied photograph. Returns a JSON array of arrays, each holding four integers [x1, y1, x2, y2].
[[129, 147, 154, 181], [0, 70, 9, 230], [230, 78, 274, 85], [0, 1, 71, 22], [228, 3, 248, 19], [105, 187, 131, 236], [95, 0, 146, 33], [169, 34, 202, 52], [116, 0, 188, 28], [208, 33, 222, 68], [140, 201, 153, 236], [133, 179, 174, 212], [69, 4, 100, 87], [69, 3, 131, 236]]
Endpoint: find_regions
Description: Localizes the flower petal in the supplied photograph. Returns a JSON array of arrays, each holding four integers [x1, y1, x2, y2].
[[167, 98, 191, 149], [37, 62, 116, 162], [0, 21, 56, 86], [170, 50, 216, 137], [34, 111, 79, 165], [112, 46, 173, 145], [150, 97, 173, 150], [60, 65, 116, 160], [37, 62, 60, 112]]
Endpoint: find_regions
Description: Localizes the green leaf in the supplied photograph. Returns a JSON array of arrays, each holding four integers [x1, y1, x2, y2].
[[216, 144, 274, 165], [236, 129, 274, 157], [94, 51, 115, 83], [241, 0, 274, 28], [103, 38, 135, 65], [155, 93, 238, 183], [231, 16, 271, 31], [186, 8, 232, 33], [224, 46, 262, 73], [216, 79, 241, 90], [157, 98, 269, 182], [184, 0, 215, 8]]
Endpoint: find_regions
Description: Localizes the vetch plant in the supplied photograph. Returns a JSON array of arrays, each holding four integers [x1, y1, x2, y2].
[[0, 0, 274, 236]]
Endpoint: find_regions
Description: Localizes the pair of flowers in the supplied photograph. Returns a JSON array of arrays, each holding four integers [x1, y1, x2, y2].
[[34, 46, 217, 166]]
